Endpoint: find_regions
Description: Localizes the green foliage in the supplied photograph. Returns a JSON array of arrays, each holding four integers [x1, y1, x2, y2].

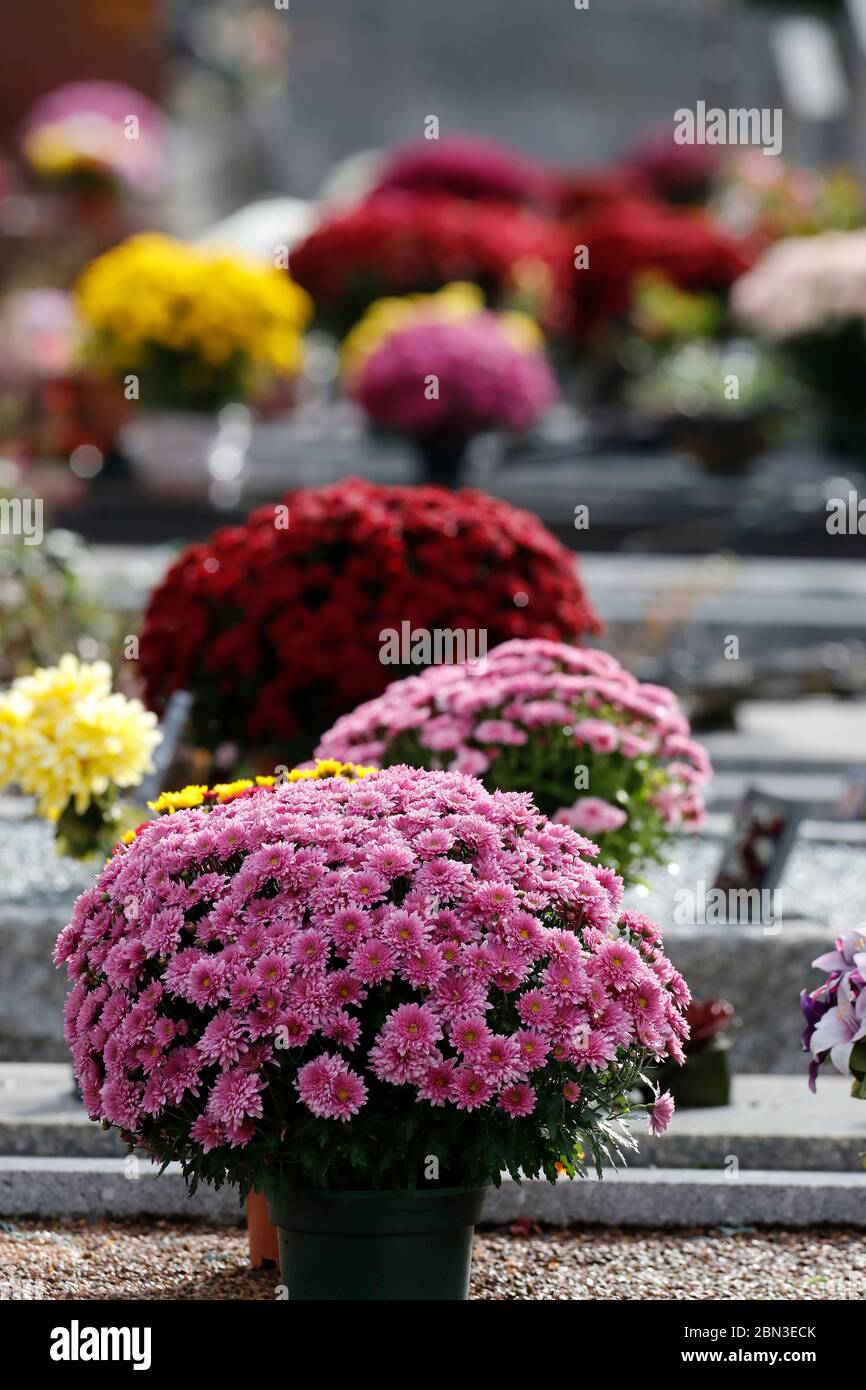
[[0, 520, 118, 685], [386, 721, 673, 884]]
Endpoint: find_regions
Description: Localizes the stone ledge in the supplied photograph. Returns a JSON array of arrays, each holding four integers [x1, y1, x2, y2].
[[484, 1169, 866, 1228], [2, 1158, 865, 1227], [0, 1158, 243, 1222]]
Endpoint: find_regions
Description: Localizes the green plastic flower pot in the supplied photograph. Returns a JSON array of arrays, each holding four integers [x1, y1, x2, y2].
[[267, 1185, 487, 1300]]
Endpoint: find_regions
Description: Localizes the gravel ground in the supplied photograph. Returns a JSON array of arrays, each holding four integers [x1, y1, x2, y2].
[[1, 1219, 864, 1300]]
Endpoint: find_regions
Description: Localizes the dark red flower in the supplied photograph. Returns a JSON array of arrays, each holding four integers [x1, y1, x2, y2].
[[373, 136, 552, 208], [289, 193, 572, 336], [550, 166, 652, 220], [139, 480, 600, 753], [625, 130, 721, 206], [568, 197, 752, 335]]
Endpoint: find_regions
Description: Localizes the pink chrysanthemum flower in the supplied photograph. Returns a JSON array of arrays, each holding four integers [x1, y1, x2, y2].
[[275, 1010, 313, 1049], [571, 1028, 619, 1071], [207, 1066, 265, 1128], [513, 1030, 549, 1072], [185, 958, 226, 1008], [592, 938, 643, 991], [479, 1034, 522, 1086], [499, 1082, 536, 1118], [452, 1067, 495, 1112], [296, 1055, 338, 1116], [323, 1011, 361, 1051], [328, 1065, 368, 1121], [327, 969, 366, 1009], [330, 908, 368, 950], [198, 1012, 248, 1068], [368, 1037, 429, 1086], [381, 1002, 442, 1055], [647, 1090, 675, 1136], [290, 930, 330, 975], [349, 937, 397, 985], [381, 909, 428, 955], [189, 1114, 225, 1153], [516, 989, 558, 1031], [449, 1015, 492, 1059], [402, 942, 448, 990], [416, 1058, 458, 1106], [253, 952, 293, 990]]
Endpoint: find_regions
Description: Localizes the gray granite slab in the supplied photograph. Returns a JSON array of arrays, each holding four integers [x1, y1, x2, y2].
[[2, 1157, 864, 1228]]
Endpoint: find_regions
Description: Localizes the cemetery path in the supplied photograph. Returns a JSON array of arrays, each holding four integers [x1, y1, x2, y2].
[[1, 1219, 863, 1301]]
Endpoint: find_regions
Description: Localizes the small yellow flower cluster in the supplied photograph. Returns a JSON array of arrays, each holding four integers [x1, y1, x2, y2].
[[0, 654, 161, 822], [75, 233, 312, 379], [144, 759, 377, 821], [24, 127, 102, 182], [340, 281, 545, 381]]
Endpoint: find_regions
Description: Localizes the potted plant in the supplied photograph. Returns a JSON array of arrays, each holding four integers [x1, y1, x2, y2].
[[73, 233, 311, 494], [0, 653, 161, 859], [341, 282, 558, 486], [55, 765, 689, 1300], [138, 479, 601, 759], [732, 229, 866, 455], [316, 638, 711, 883], [801, 924, 866, 1099], [628, 338, 789, 475], [20, 80, 166, 242]]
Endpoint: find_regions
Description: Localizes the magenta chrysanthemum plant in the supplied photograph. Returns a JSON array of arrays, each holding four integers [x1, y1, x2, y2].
[[317, 640, 711, 883], [55, 767, 687, 1195]]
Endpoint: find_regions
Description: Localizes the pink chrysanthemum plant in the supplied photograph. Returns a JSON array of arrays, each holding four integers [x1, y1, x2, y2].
[[55, 766, 687, 1197], [316, 640, 711, 884]]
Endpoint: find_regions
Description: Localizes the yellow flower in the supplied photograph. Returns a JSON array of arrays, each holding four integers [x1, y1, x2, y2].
[[147, 786, 208, 815], [498, 309, 546, 355], [139, 760, 378, 835], [23, 126, 97, 180], [74, 233, 312, 389], [213, 779, 256, 802], [341, 282, 486, 381], [285, 759, 379, 782], [0, 654, 161, 822]]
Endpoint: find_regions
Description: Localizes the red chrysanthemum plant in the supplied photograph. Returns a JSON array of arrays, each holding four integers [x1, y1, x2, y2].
[[138, 480, 601, 761]]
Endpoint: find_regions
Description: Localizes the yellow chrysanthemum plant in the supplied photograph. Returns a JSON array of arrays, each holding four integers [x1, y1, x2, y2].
[[0, 655, 162, 860], [121, 760, 379, 844], [74, 233, 313, 413]]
